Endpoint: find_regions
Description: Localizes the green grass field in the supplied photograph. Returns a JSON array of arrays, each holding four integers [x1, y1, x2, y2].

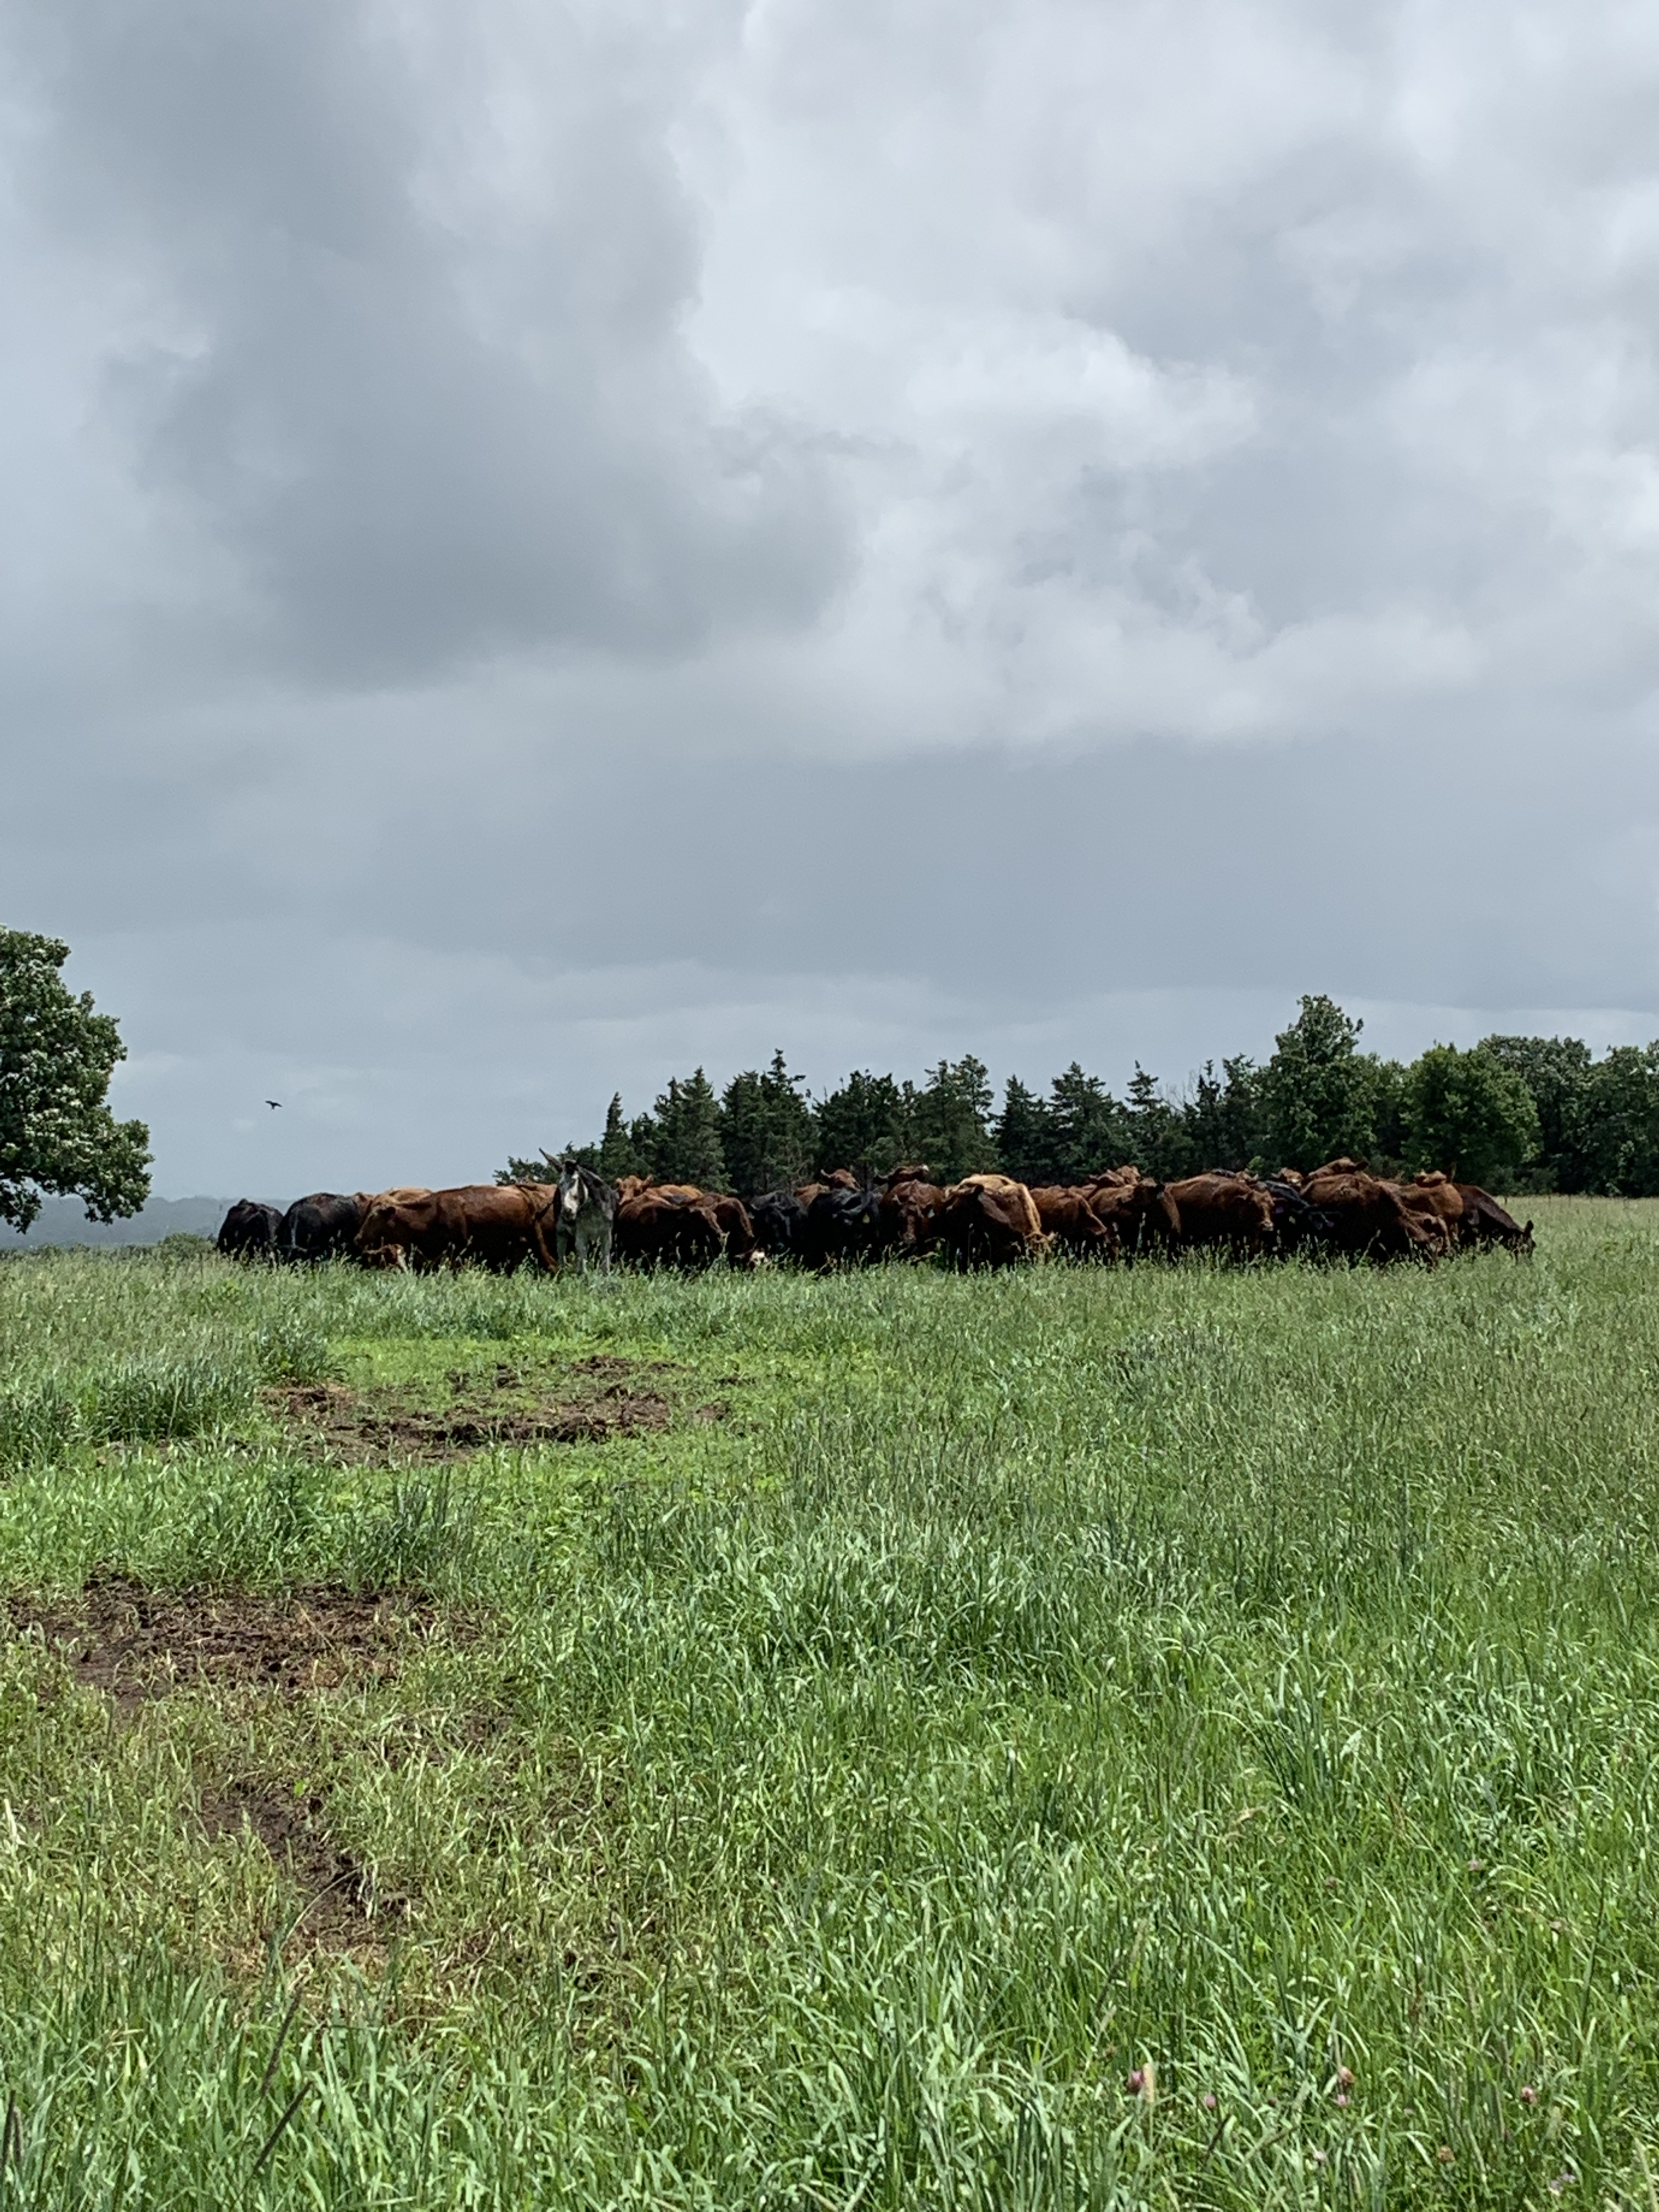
[[1, 1200, 1656, 2208]]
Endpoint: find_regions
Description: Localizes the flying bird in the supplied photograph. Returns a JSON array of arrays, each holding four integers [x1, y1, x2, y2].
[[265, 1099, 283, 1110]]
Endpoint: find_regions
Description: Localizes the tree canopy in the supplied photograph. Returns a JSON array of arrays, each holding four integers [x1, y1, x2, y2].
[[499, 997, 1659, 1199], [0, 929, 151, 1233]]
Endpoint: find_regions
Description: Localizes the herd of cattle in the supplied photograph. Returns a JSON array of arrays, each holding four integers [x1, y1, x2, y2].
[[217, 1156, 1534, 1273]]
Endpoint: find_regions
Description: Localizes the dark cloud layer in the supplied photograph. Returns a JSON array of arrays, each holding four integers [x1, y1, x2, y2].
[[4, 0, 1659, 1194]]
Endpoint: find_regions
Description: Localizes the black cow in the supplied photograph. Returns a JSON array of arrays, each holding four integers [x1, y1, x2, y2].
[[752, 1189, 809, 1259], [1260, 1178, 1336, 1255], [797, 1184, 890, 1269], [216, 1199, 283, 1260], [280, 1191, 370, 1263]]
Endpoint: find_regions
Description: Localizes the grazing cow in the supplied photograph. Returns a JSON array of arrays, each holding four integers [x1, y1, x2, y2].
[[548, 1159, 617, 1276], [881, 1167, 946, 1257], [355, 1185, 550, 1272], [217, 1199, 283, 1260], [1454, 1184, 1536, 1255], [1037, 1184, 1119, 1259], [613, 1187, 725, 1269], [1260, 1178, 1335, 1254], [798, 1183, 890, 1269], [752, 1189, 809, 1259], [281, 1191, 372, 1263], [1165, 1173, 1279, 1257], [1030, 1186, 1118, 1260], [1302, 1166, 1443, 1260], [1083, 1173, 1181, 1255], [708, 1193, 760, 1266], [934, 1174, 1047, 1268], [1379, 1178, 1456, 1257]]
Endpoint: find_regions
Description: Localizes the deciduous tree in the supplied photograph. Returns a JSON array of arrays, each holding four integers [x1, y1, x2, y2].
[[0, 929, 151, 1232], [1401, 1044, 1539, 1189]]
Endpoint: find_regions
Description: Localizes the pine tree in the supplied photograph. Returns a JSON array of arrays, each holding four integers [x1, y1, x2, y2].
[[911, 1056, 998, 1183], [648, 1070, 727, 1188], [720, 1051, 815, 1196], [813, 1071, 915, 1177], [995, 1076, 1056, 1184], [1047, 1063, 1132, 1182], [1125, 1065, 1191, 1181], [1180, 1056, 1263, 1172], [597, 1094, 645, 1180]]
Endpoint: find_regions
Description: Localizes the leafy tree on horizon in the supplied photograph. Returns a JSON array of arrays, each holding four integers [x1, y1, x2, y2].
[[1481, 1034, 1592, 1189], [0, 928, 151, 1232], [1260, 994, 1387, 1171], [1400, 1043, 1540, 1189], [1561, 1044, 1659, 1196]]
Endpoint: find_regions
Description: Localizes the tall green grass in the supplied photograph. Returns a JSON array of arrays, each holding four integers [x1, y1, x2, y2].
[[0, 1205, 1657, 2203]]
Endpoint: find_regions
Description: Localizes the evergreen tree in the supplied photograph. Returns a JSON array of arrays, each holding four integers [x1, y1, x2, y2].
[[647, 1070, 727, 1188], [1181, 1055, 1264, 1172], [995, 1076, 1057, 1183], [813, 1071, 915, 1176], [1125, 1065, 1192, 1181], [597, 1093, 647, 1180], [1047, 1062, 1132, 1181], [0, 928, 151, 1232], [1259, 995, 1385, 1171], [912, 1056, 998, 1183], [720, 1051, 814, 1197]]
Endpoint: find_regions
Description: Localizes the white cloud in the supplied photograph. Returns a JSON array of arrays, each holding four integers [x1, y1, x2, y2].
[[7, 0, 1659, 1189]]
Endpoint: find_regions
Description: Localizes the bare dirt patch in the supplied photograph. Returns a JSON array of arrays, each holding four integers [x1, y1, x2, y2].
[[8, 1577, 439, 1714], [267, 1356, 725, 1465], [199, 1779, 386, 1943]]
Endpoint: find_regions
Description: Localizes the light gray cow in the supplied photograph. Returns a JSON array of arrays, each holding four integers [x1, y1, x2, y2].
[[543, 1153, 617, 1276]]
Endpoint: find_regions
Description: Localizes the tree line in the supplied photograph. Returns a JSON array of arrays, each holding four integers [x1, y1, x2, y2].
[[505, 996, 1659, 1200]]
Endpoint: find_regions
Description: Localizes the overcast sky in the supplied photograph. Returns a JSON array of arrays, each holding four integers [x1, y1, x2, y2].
[[5, 0, 1659, 1199]]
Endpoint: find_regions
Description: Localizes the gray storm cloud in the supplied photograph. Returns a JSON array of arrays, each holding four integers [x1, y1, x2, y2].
[[3, 0, 1658, 1193]]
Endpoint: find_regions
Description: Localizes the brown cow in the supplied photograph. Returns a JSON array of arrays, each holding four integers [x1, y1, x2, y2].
[[613, 1187, 725, 1269], [934, 1174, 1047, 1267], [882, 1167, 947, 1256], [356, 1184, 553, 1272], [1454, 1184, 1536, 1255], [1302, 1165, 1442, 1260], [1165, 1173, 1278, 1257], [707, 1193, 760, 1266], [1030, 1186, 1118, 1260], [1380, 1178, 1456, 1257], [1083, 1173, 1181, 1255]]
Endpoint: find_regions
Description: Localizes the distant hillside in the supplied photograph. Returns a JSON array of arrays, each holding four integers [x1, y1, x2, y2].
[[0, 1196, 238, 1250]]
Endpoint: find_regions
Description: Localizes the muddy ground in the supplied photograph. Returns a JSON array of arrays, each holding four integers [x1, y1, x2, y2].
[[266, 1354, 725, 1464]]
